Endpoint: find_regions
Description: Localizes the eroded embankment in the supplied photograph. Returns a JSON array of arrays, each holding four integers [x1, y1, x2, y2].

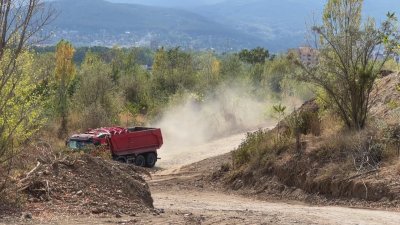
[[227, 155, 400, 203], [222, 92, 400, 207]]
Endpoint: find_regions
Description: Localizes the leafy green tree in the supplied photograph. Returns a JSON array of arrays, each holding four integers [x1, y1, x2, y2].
[[113, 49, 152, 116], [55, 40, 76, 138], [0, 0, 54, 169], [72, 53, 123, 130], [194, 52, 221, 92], [263, 57, 293, 93], [295, 0, 398, 130], [238, 47, 269, 65], [152, 47, 195, 98], [220, 54, 244, 80], [0, 51, 48, 162]]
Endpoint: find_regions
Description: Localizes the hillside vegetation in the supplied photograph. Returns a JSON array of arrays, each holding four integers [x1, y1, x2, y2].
[[223, 80, 400, 204], [218, 0, 400, 207], [0, 41, 313, 211]]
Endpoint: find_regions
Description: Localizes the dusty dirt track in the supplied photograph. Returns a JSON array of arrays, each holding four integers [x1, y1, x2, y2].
[[147, 130, 400, 225], [2, 129, 400, 224]]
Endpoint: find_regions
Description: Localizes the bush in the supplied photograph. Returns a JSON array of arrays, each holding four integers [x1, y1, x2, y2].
[[382, 124, 400, 160], [232, 129, 294, 169], [314, 131, 384, 171], [282, 100, 321, 138]]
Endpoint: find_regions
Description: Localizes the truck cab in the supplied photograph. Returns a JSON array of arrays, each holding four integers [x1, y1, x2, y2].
[[67, 133, 104, 150]]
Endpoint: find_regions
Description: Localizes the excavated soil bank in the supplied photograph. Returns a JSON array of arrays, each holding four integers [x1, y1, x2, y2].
[[226, 157, 400, 204], [19, 154, 153, 216], [222, 73, 400, 207]]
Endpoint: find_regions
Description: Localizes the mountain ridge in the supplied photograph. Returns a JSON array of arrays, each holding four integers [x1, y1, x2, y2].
[[44, 0, 400, 51], [45, 0, 266, 50]]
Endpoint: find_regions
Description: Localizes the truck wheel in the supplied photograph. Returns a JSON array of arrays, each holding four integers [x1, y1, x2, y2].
[[116, 157, 126, 163], [145, 153, 157, 168], [135, 155, 146, 167]]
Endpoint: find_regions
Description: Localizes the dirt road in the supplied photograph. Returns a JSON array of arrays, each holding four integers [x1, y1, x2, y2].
[[150, 190, 400, 225], [147, 129, 400, 225]]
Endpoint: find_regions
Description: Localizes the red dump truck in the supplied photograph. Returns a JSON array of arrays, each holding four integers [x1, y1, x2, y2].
[[67, 127, 163, 168]]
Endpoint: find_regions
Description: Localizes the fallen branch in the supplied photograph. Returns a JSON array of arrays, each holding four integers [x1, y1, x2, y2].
[[19, 162, 41, 184]]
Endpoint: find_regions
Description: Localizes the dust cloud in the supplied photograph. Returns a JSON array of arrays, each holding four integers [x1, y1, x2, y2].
[[151, 83, 300, 167], [152, 85, 298, 147]]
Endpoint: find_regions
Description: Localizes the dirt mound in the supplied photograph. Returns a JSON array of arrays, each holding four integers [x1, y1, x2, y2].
[[19, 154, 153, 216]]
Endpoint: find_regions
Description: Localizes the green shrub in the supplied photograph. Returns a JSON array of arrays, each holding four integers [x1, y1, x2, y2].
[[232, 129, 294, 168]]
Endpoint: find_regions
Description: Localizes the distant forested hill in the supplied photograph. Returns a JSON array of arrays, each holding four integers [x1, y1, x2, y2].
[[45, 0, 266, 50], [50, 0, 239, 35], [44, 0, 400, 51], [196, 0, 399, 51]]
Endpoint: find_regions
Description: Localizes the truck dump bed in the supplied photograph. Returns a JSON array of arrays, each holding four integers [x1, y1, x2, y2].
[[108, 127, 163, 156]]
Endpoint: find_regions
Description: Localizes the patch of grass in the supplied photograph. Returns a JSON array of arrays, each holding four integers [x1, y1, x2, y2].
[[387, 99, 399, 110], [315, 162, 351, 181], [311, 133, 349, 163], [232, 129, 294, 169], [294, 110, 321, 136], [382, 124, 400, 161], [220, 162, 231, 172], [310, 129, 385, 172]]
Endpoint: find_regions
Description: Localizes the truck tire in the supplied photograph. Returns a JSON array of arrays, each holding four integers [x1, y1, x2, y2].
[[116, 156, 126, 163], [135, 155, 146, 167], [145, 153, 157, 168]]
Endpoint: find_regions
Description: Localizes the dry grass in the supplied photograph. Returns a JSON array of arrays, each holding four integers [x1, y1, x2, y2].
[[315, 162, 351, 181], [319, 113, 344, 136]]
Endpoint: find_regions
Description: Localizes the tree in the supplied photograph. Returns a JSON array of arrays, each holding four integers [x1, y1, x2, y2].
[[220, 54, 244, 80], [194, 52, 221, 92], [0, 51, 48, 160], [295, 0, 398, 130], [152, 47, 195, 97], [238, 48, 269, 87], [72, 52, 123, 130], [0, 0, 54, 194], [55, 40, 76, 138], [0, 0, 54, 158], [238, 47, 269, 65], [263, 57, 294, 93]]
